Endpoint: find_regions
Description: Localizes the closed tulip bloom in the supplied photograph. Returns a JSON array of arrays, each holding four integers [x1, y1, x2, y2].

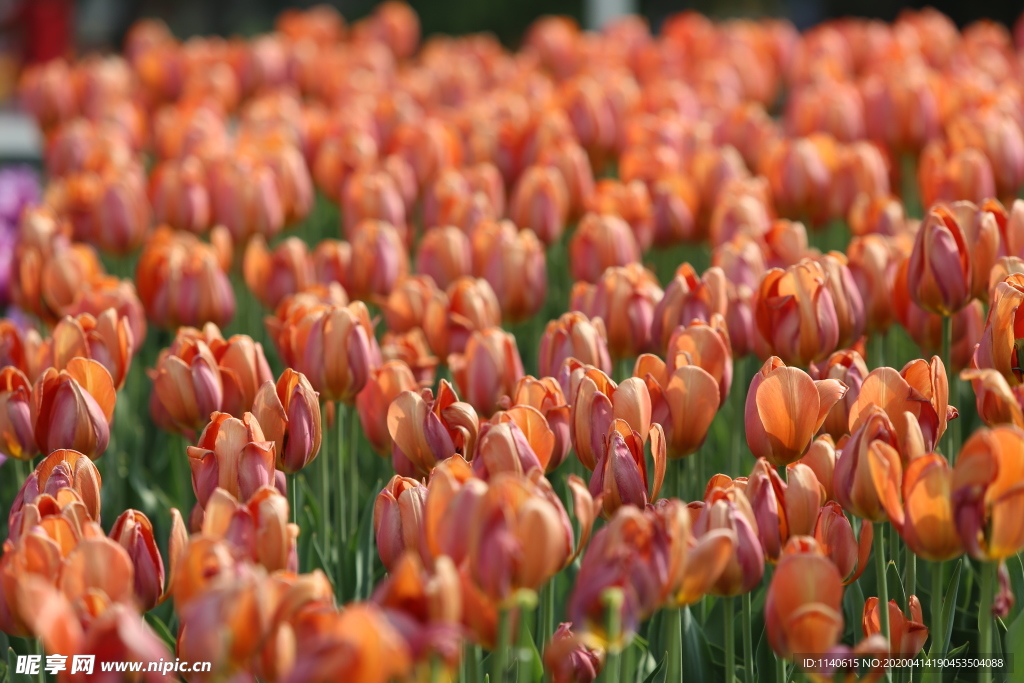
[[357, 361, 418, 456], [538, 140, 595, 218], [974, 275, 1024, 386], [109, 509, 165, 611], [471, 219, 547, 323], [952, 425, 1024, 561], [849, 359, 951, 453], [708, 183, 772, 247], [589, 419, 666, 517], [415, 226, 472, 290], [31, 358, 116, 459], [312, 238, 352, 292], [387, 380, 479, 477], [816, 252, 866, 350], [810, 349, 869, 440], [571, 263, 663, 360], [961, 368, 1024, 429], [538, 312, 612, 379], [342, 169, 408, 243], [200, 486, 298, 572], [44, 309, 134, 389], [0, 367, 36, 460], [585, 179, 655, 251], [863, 597, 929, 656], [569, 213, 641, 284], [829, 141, 890, 220], [509, 164, 570, 245], [950, 200, 1001, 303], [765, 538, 845, 657], [423, 277, 502, 358], [996, 199, 1024, 259], [906, 205, 972, 315], [208, 154, 286, 243], [798, 435, 838, 501], [849, 194, 912, 238], [149, 326, 223, 434], [187, 411, 277, 512], [384, 275, 438, 334], [635, 352, 719, 459], [544, 623, 603, 683], [207, 330, 274, 418], [422, 168, 474, 231], [898, 453, 963, 561], [762, 219, 812, 269], [149, 155, 211, 233], [506, 376, 571, 471], [242, 235, 315, 310], [381, 328, 439, 387], [918, 142, 996, 209], [88, 169, 152, 255], [280, 301, 377, 404], [745, 459, 824, 561], [753, 260, 842, 366], [448, 327, 524, 417], [759, 135, 832, 224], [347, 219, 410, 301], [567, 363, 652, 471], [746, 356, 848, 467], [847, 234, 902, 334], [10, 448, 103, 525], [650, 264, 728, 353], [665, 314, 733, 403], [387, 118, 462, 188], [693, 485, 765, 596], [474, 407, 553, 479], [252, 369, 321, 473], [813, 500, 873, 584], [374, 475, 429, 572], [833, 406, 905, 523]]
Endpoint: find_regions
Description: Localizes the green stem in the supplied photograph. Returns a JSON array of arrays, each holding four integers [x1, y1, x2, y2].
[[941, 315, 955, 462], [348, 403, 359, 541], [875, 526, 891, 682], [905, 550, 916, 615], [335, 402, 346, 593], [602, 588, 624, 683], [730, 356, 748, 478], [930, 562, 943, 661], [466, 643, 483, 683], [539, 580, 555, 653], [871, 331, 886, 369], [775, 654, 787, 683], [724, 597, 736, 683], [665, 608, 683, 683], [515, 590, 539, 681], [742, 593, 754, 683], [12, 458, 30, 488], [290, 473, 298, 525], [889, 524, 900, 591], [493, 606, 513, 683], [978, 562, 995, 683], [320, 403, 330, 558]]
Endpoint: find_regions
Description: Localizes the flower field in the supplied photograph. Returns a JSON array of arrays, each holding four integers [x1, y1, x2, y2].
[[3, 3, 1024, 682]]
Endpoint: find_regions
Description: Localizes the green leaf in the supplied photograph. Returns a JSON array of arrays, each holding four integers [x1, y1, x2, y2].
[[681, 606, 716, 682], [1006, 555, 1024, 625], [1005, 609, 1024, 680], [144, 612, 177, 651], [928, 559, 962, 658], [843, 578, 866, 642], [642, 655, 665, 683]]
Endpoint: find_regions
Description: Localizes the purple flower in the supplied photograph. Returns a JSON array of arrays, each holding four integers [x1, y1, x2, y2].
[[0, 166, 40, 306]]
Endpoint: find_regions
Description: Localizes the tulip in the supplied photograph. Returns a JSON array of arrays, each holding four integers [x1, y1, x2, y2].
[[849, 194, 912, 238], [357, 361, 418, 456], [149, 155, 211, 233], [505, 376, 571, 471], [470, 219, 547, 323], [974, 275, 1024, 386], [422, 276, 502, 358], [847, 234, 902, 334], [906, 205, 972, 316], [571, 263, 663, 360], [693, 484, 765, 596], [277, 301, 377, 404], [384, 275, 438, 334], [635, 352, 718, 459], [708, 182, 772, 247], [585, 179, 654, 251], [252, 369, 322, 473], [43, 309, 134, 389], [952, 425, 1024, 561], [918, 142, 995, 210], [753, 259, 843, 366], [474, 407, 552, 479], [415, 225, 472, 290], [745, 459, 823, 561], [347, 219, 410, 301], [381, 328, 439, 387], [312, 238, 352, 292], [422, 168, 475, 231], [833, 406, 905, 523], [566, 363, 652, 470], [10, 448, 102, 525], [863, 597, 929, 656], [387, 380, 479, 477], [200, 486, 298, 572], [448, 327, 525, 417], [948, 109, 1024, 200], [538, 140, 595, 218], [187, 411, 276, 513], [374, 476, 429, 572], [798, 435, 838, 501], [810, 349, 868, 440], [109, 509, 165, 611], [898, 453, 963, 561], [813, 501, 873, 585], [746, 356, 847, 467], [387, 118, 461, 188], [149, 326, 224, 434], [989, 256, 1024, 302], [650, 264, 728, 353], [544, 623, 603, 683], [816, 252, 866, 350], [589, 419, 666, 517], [342, 169, 408, 242], [207, 330, 274, 418], [762, 218, 812, 269], [995, 200, 1024, 258], [765, 538, 845, 657], [208, 154, 285, 243], [0, 367, 37, 461], [568, 212, 641, 284], [31, 357, 116, 459], [759, 135, 832, 224], [242, 235, 315, 310], [961, 368, 1024, 429], [538, 312, 612, 379], [509, 164, 570, 246]]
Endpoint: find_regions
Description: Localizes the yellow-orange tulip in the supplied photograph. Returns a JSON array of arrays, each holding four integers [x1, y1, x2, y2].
[[448, 327, 524, 417], [863, 597, 929, 656], [753, 260, 842, 366], [961, 368, 1024, 429], [387, 380, 479, 477], [906, 204, 972, 316], [745, 458, 824, 561], [506, 376, 571, 471], [251, 368, 322, 473], [833, 406, 905, 523], [810, 349, 868, 440], [650, 264, 727, 353], [897, 453, 963, 561], [765, 538, 845, 658], [974, 274, 1024, 386], [813, 501, 873, 585], [635, 352, 718, 459], [30, 358, 116, 459], [0, 367, 36, 461]]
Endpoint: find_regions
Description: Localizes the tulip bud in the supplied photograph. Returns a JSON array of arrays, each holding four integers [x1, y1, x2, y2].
[[416, 225, 472, 290], [847, 234, 902, 334], [474, 408, 550, 480], [538, 140, 595, 218], [567, 364, 652, 470], [585, 179, 654, 251], [252, 369, 322, 473], [188, 412, 276, 511], [906, 205, 972, 315], [810, 349, 868, 440], [538, 312, 612, 379], [833, 406, 905, 523], [961, 368, 1024, 429], [208, 154, 286, 243], [765, 539, 844, 657], [0, 367, 37, 461], [746, 459, 823, 561], [650, 265, 728, 353], [813, 500, 873, 585], [589, 419, 666, 517], [568, 213, 640, 284], [448, 327, 525, 417], [693, 486, 765, 596], [863, 597, 929, 656], [898, 453, 963, 561], [754, 260, 843, 366], [759, 136, 832, 224], [381, 328, 438, 387], [708, 181, 772, 247], [545, 623, 603, 683], [974, 275, 1024, 386], [357, 361, 418, 456], [388, 380, 479, 477], [571, 263, 663, 360], [31, 358, 116, 459], [342, 169, 408, 242], [149, 326, 224, 435], [347, 219, 410, 301], [388, 118, 461, 188], [374, 475, 429, 571], [509, 165, 570, 246], [242, 235, 315, 310], [312, 238, 352, 292], [471, 219, 547, 323], [918, 142, 995, 209], [423, 276, 502, 358], [149, 156, 211, 234], [746, 357, 847, 467], [506, 376, 571, 472], [635, 352, 718, 459], [109, 509, 165, 611], [650, 174, 700, 246], [798, 435, 838, 501]]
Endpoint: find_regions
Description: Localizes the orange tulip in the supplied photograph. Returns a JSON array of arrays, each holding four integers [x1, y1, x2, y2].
[[10, 448, 102, 526], [357, 361, 419, 456], [566, 362, 652, 471], [538, 312, 612, 379], [537, 140, 595, 219], [570, 263, 663, 360], [584, 179, 654, 251], [849, 194, 912, 238], [383, 275, 438, 334], [149, 155, 211, 234], [692, 484, 765, 596], [746, 356, 847, 467], [387, 380, 479, 477], [187, 412, 277, 516], [897, 453, 963, 561], [918, 142, 995, 210], [961, 368, 1024, 429], [470, 219, 547, 323], [200, 485, 298, 572], [847, 234, 902, 334], [650, 264, 728, 353], [473, 406, 555, 479], [568, 212, 641, 284], [252, 368, 322, 473], [108, 509, 165, 610], [422, 276, 502, 358], [762, 218, 812, 269], [708, 180, 772, 247], [635, 352, 718, 459], [759, 135, 832, 224], [817, 252, 866, 350], [42, 309, 135, 389], [765, 538, 845, 657], [814, 501, 874, 585], [415, 225, 472, 291], [660, 497, 736, 608], [650, 174, 701, 246], [952, 425, 1024, 561], [347, 219, 410, 301], [505, 376, 571, 471], [387, 117, 461, 188], [31, 358, 116, 459], [508, 165, 570, 246], [745, 458, 824, 561], [242, 235, 315, 310], [798, 435, 839, 501], [588, 418, 666, 517], [149, 325, 224, 434], [381, 328, 439, 387], [905, 204, 972, 315], [810, 349, 868, 440], [974, 274, 1024, 386], [545, 623, 603, 683], [833, 406, 905, 523], [989, 256, 1024, 300], [863, 597, 929, 656], [0, 367, 37, 461], [448, 327, 525, 417], [206, 329, 274, 418], [341, 169, 408, 242], [753, 260, 843, 366], [312, 238, 352, 293], [374, 476, 429, 572]]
